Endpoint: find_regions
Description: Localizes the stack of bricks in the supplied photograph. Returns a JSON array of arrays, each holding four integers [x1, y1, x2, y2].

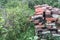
[[30, 4, 60, 40]]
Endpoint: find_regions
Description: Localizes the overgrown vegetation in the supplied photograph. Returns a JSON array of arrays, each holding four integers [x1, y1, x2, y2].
[[0, 0, 60, 40]]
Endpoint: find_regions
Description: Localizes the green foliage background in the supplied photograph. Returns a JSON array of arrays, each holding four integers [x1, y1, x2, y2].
[[0, 0, 60, 40]]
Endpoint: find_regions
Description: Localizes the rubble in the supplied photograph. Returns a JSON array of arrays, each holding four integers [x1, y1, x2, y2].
[[30, 4, 60, 40]]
